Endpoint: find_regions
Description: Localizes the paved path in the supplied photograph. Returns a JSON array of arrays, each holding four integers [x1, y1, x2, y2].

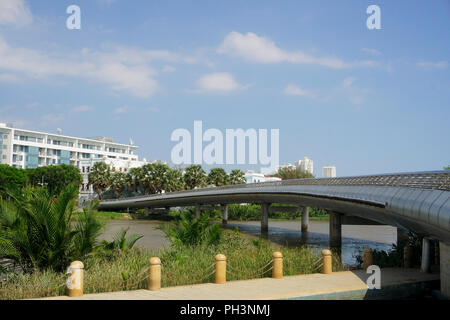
[[41, 268, 439, 300]]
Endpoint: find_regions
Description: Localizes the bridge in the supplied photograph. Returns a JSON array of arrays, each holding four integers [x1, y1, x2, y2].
[[99, 170, 450, 297]]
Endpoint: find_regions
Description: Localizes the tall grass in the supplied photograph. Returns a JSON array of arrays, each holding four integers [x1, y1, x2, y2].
[[0, 230, 345, 300]]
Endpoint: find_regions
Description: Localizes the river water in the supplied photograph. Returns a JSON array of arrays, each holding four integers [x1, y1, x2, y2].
[[100, 219, 397, 265]]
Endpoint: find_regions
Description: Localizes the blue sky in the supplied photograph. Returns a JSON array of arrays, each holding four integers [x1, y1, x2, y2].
[[0, 0, 449, 176]]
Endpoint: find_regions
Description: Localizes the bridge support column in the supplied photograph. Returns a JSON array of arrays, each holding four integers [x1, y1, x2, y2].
[[221, 204, 228, 225], [261, 203, 269, 233], [421, 237, 431, 273], [440, 242, 450, 298], [195, 204, 201, 219], [301, 207, 309, 232], [329, 211, 342, 249]]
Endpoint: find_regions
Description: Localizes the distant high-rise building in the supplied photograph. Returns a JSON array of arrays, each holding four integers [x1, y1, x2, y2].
[[295, 156, 314, 175], [322, 166, 336, 178]]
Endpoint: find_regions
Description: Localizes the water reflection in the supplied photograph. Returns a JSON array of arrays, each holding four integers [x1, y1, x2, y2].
[[223, 221, 395, 265]]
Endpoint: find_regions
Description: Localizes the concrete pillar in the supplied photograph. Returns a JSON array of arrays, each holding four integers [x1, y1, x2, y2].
[[421, 237, 431, 273], [440, 242, 450, 298], [195, 204, 201, 219], [144, 207, 150, 217], [261, 203, 269, 233], [301, 206, 309, 232], [214, 254, 226, 284], [396, 228, 409, 247], [329, 211, 342, 248], [221, 204, 228, 225]]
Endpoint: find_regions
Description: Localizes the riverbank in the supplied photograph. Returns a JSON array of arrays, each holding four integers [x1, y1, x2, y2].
[[0, 229, 343, 300]]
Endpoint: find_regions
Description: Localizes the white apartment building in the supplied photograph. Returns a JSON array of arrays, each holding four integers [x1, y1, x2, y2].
[[0, 123, 147, 200], [295, 156, 314, 175], [322, 166, 337, 178], [244, 170, 282, 184]]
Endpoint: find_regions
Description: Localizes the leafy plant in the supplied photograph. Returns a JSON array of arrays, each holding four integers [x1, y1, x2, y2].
[[159, 213, 222, 246], [100, 227, 143, 252]]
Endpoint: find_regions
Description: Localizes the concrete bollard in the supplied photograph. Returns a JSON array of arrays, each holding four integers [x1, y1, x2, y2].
[[214, 254, 226, 284], [363, 248, 373, 271], [404, 245, 413, 268], [148, 257, 161, 291], [67, 261, 84, 297], [322, 249, 332, 274], [272, 252, 283, 279]]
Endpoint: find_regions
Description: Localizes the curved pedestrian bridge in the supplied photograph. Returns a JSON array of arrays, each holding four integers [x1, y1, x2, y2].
[[100, 171, 450, 242]]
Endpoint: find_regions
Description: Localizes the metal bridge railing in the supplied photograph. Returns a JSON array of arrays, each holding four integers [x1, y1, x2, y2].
[[101, 171, 450, 203]]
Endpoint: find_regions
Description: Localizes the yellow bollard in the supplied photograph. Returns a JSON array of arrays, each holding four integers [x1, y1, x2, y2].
[[214, 254, 226, 284], [67, 261, 84, 297], [148, 257, 161, 291], [321, 249, 332, 274], [363, 248, 373, 271], [272, 252, 283, 279]]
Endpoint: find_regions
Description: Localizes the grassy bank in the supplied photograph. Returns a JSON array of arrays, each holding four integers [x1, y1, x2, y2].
[[73, 210, 132, 223], [0, 229, 344, 300]]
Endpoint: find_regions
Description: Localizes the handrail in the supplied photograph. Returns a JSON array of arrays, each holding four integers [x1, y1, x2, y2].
[[100, 171, 450, 203]]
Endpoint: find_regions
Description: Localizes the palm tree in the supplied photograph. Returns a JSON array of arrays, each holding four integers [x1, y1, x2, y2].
[[273, 166, 314, 180], [164, 168, 185, 192], [207, 168, 229, 186], [0, 184, 102, 272], [88, 162, 111, 199], [229, 169, 246, 185], [109, 172, 127, 198], [183, 165, 206, 190]]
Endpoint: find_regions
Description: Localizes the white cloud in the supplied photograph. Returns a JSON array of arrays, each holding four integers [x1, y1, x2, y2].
[[72, 105, 94, 112], [0, 37, 161, 98], [196, 72, 243, 93], [0, 0, 32, 26], [113, 107, 127, 114], [41, 113, 64, 126], [283, 84, 317, 99], [417, 61, 448, 70], [0, 73, 21, 83], [162, 65, 176, 73], [342, 76, 356, 88], [361, 48, 381, 56], [218, 31, 377, 69]]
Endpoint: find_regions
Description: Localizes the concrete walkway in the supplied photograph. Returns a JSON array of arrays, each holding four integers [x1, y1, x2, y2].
[[41, 268, 439, 300]]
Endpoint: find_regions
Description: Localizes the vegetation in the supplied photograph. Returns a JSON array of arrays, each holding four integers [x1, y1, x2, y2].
[[181, 164, 206, 190], [88, 162, 111, 199], [0, 184, 102, 272], [272, 166, 314, 180], [206, 168, 229, 186], [26, 164, 82, 197], [0, 165, 28, 198], [444, 165, 450, 170], [99, 227, 143, 252], [158, 213, 222, 246], [0, 228, 344, 300], [229, 169, 246, 185]]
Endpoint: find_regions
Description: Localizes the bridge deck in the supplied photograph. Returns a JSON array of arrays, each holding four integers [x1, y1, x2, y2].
[[40, 268, 439, 300]]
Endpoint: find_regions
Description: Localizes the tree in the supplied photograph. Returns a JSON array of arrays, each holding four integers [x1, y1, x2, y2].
[[273, 166, 314, 180], [109, 172, 127, 198], [88, 162, 111, 199], [444, 166, 450, 171], [229, 169, 246, 185], [139, 163, 170, 194], [164, 168, 185, 192], [0, 164, 28, 197], [207, 168, 229, 186], [127, 167, 144, 193], [183, 165, 206, 190], [0, 184, 102, 272], [26, 164, 82, 196]]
